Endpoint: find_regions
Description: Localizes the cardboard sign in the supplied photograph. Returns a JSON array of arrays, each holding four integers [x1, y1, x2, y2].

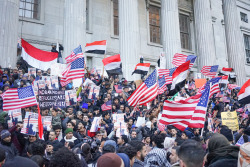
[[38, 89, 66, 109], [21, 112, 38, 136], [221, 111, 239, 131], [195, 79, 206, 88], [7, 109, 22, 128]]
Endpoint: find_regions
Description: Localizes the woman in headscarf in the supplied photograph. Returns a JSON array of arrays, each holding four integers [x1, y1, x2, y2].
[[238, 142, 250, 167], [205, 133, 239, 167]]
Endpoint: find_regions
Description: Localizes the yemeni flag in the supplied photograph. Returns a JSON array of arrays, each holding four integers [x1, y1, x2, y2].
[[168, 61, 190, 96], [21, 39, 58, 71], [221, 67, 233, 75], [85, 40, 107, 54], [102, 54, 122, 75], [220, 75, 229, 84], [238, 79, 250, 104], [132, 63, 150, 75]]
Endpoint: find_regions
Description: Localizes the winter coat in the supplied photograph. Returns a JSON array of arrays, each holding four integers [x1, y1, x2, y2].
[[0, 142, 19, 161]]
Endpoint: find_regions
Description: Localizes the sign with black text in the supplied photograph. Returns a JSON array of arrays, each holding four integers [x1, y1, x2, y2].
[[38, 89, 66, 109]]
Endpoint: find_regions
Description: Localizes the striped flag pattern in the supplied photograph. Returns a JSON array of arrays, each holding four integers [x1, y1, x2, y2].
[[65, 45, 84, 64], [197, 77, 221, 98], [228, 84, 240, 90], [172, 53, 188, 67], [2, 86, 37, 111], [60, 57, 85, 87], [85, 40, 107, 54], [158, 76, 167, 94], [160, 84, 210, 131], [158, 68, 176, 85], [127, 70, 158, 107], [201, 65, 219, 77], [101, 100, 112, 111], [172, 53, 197, 68]]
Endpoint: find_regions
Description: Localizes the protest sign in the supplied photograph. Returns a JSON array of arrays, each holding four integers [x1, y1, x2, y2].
[[90, 117, 101, 132], [65, 89, 77, 106], [113, 114, 125, 124], [51, 63, 67, 77], [21, 112, 38, 136], [42, 116, 52, 131], [28, 68, 36, 79], [207, 118, 214, 132], [7, 109, 22, 128], [73, 78, 83, 88], [88, 85, 100, 99], [115, 122, 128, 137], [195, 79, 206, 88], [42, 76, 59, 89], [221, 111, 239, 131], [38, 89, 66, 109], [136, 117, 145, 127], [38, 80, 46, 89]]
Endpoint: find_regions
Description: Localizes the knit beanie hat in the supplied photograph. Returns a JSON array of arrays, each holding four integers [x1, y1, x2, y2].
[[97, 153, 122, 167], [64, 128, 73, 134], [0, 130, 11, 140], [82, 103, 88, 109]]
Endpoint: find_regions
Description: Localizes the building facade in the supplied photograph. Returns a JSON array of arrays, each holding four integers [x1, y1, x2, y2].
[[0, 0, 250, 85]]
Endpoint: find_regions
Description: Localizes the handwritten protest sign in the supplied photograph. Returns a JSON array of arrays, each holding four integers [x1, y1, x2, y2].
[[90, 117, 101, 132], [21, 112, 38, 136], [113, 114, 125, 124], [65, 89, 77, 106], [221, 111, 239, 131], [38, 89, 65, 109], [7, 109, 22, 128], [42, 116, 52, 131]]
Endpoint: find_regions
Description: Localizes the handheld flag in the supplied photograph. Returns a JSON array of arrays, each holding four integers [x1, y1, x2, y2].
[[132, 63, 150, 75], [65, 45, 84, 64], [201, 65, 218, 77], [102, 54, 122, 75], [85, 40, 107, 54], [238, 79, 250, 104]]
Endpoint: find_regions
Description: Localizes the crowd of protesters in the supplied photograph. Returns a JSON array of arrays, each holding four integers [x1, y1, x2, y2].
[[0, 59, 249, 167]]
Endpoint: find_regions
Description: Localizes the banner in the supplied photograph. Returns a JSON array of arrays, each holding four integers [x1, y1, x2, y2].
[[21, 112, 38, 135], [65, 89, 77, 106], [195, 79, 206, 88], [42, 116, 52, 131], [90, 117, 101, 132], [38, 89, 66, 109], [221, 111, 239, 131], [42, 76, 59, 89], [7, 109, 22, 128]]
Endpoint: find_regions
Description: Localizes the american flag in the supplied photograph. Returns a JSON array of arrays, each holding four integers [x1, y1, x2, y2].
[[235, 135, 245, 146], [60, 57, 85, 87], [197, 77, 221, 98], [160, 84, 210, 131], [201, 65, 219, 77], [127, 70, 158, 107], [172, 53, 197, 68], [114, 85, 123, 93], [158, 76, 167, 94], [188, 84, 211, 128], [101, 100, 112, 111], [65, 45, 84, 64], [158, 123, 166, 131], [228, 84, 240, 90], [158, 68, 176, 85], [2, 86, 37, 111]]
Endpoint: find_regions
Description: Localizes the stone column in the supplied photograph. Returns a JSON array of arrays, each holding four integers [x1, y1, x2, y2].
[[63, 0, 86, 60], [223, 0, 246, 86], [119, 0, 140, 81], [194, 0, 217, 73], [161, 0, 182, 69], [0, 0, 19, 68]]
